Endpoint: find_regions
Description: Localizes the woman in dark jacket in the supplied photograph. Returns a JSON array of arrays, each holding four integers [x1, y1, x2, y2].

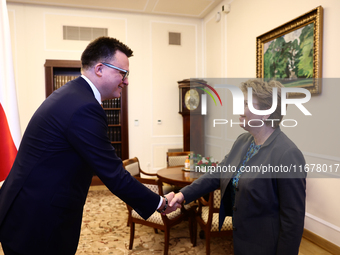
[[170, 79, 306, 255]]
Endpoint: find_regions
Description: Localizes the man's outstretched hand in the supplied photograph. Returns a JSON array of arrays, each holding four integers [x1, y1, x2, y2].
[[159, 192, 184, 215], [160, 192, 185, 215]]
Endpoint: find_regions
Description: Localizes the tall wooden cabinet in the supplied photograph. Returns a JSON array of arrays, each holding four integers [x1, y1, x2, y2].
[[178, 79, 205, 156], [44, 59, 129, 185]]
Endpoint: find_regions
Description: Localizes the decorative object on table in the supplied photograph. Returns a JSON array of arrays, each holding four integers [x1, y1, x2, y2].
[[184, 156, 190, 170], [189, 154, 218, 172], [256, 6, 323, 95]]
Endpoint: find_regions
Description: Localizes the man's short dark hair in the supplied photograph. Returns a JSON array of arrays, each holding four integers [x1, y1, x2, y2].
[[81, 36, 133, 70]]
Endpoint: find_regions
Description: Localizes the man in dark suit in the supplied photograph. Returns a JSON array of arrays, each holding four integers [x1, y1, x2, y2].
[[0, 37, 178, 255]]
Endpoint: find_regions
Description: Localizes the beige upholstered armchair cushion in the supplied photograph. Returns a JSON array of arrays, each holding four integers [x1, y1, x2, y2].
[[166, 151, 191, 167], [131, 183, 183, 224], [132, 208, 183, 224], [201, 207, 233, 231], [124, 161, 139, 176], [168, 156, 187, 167], [200, 189, 233, 232]]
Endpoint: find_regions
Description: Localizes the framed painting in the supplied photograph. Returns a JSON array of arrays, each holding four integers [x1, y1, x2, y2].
[[256, 6, 323, 95]]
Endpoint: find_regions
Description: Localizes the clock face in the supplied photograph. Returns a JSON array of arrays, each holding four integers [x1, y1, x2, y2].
[[185, 89, 200, 110]]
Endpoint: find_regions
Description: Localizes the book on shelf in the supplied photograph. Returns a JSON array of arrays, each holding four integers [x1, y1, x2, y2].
[[105, 110, 121, 125], [53, 75, 80, 90], [112, 144, 121, 158], [102, 98, 121, 108], [108, 127, 121, 142]]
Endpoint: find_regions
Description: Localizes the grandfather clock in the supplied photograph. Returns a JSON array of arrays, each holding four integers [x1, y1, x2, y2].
[[178, 79, 205, 155]]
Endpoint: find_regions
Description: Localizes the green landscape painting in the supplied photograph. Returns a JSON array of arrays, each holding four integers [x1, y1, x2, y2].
[[263, 23, 314, 87]]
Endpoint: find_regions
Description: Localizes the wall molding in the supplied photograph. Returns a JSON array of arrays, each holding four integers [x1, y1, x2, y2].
[[305, 212, 340, 233], [151, 142, 183, 171], [302, 151, 340, 178], [303, 228, 340, 254], [151, 135, 183, 138], [303, 151, 340, 162]]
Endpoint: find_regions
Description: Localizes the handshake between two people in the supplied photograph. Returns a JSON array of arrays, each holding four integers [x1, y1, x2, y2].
[[159, 192, 186, 215]]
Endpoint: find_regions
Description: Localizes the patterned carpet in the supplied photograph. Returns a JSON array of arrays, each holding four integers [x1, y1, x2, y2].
[[0, 186, 233, 255]]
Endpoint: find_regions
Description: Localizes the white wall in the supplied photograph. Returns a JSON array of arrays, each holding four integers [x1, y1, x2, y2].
[[7, 3, 203, 172], [204, 0, 340, 247]]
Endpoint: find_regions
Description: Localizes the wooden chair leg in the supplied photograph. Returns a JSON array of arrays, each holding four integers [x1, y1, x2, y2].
[[189, 214, 197, 246], [164, 228, 170, 255], [189, 215, 193, 244], [129, 222, 135, 250], [205, 231, 210, 255], [193, 218, 197, 247]]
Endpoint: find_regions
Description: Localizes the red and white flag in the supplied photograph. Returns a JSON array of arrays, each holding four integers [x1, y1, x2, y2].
[[0, 0, 21, 182]]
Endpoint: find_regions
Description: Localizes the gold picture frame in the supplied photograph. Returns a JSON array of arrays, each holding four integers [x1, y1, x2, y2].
[[256, 6, 323, 95]]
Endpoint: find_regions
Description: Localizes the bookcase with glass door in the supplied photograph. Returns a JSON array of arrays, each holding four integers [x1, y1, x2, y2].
[[44, 59, 129, 185]]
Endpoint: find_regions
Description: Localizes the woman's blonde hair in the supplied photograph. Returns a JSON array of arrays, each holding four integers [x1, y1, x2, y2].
[[240, 79, 284, 128]]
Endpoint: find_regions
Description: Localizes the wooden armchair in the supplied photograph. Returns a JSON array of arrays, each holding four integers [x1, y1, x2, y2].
[[126, 176, 192, 255], [194, 189, 233, 255], [166, 151, 192, 167], [123, 157, 156, 178], [123, 157, 174, 195]]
